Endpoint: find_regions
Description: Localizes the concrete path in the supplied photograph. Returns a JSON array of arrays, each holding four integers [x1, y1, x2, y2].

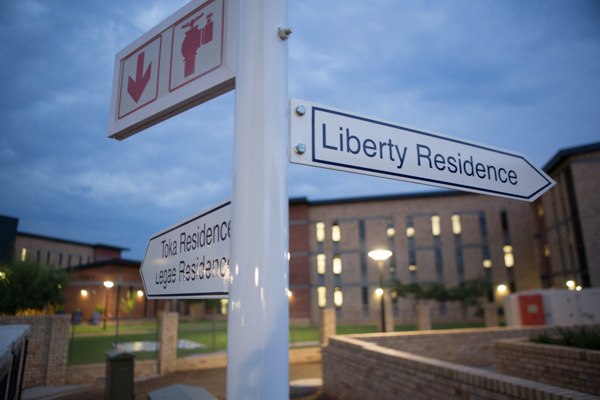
[[23, 361, 325, 400]]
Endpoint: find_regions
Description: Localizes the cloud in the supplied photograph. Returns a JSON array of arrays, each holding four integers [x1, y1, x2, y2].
[[2, 0, 599, 260]]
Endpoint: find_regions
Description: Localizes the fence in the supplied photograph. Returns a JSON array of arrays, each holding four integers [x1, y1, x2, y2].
[[67, 316, 160, 365]]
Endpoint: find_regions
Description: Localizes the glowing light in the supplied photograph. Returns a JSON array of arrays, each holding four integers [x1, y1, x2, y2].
[[333, 256, 342, 274], [368, 249, 392, 261], [406, 227, 415, 237], [317, 286, 326, 307], [387, 227, 396, 237], [503, 245, 514, 267], [451, 214, 462, 235], [332, 224, 341, 242], [576, 286, 582, 291], [497, 284, 507, 293], [431, 215, 441, 236], [287, 289, 292, 298], [317, 254, 326, 274], [566, 280, 575, 289], [81, 289, 88, 296], [137, 290, 144, 297], [409, 265, 417, 271], [483, 259, 492, 268], [334, 288, 343, 307], [375, 288, 384, 296], [103, 281, 114, 289], [316, 222, 325, 242]]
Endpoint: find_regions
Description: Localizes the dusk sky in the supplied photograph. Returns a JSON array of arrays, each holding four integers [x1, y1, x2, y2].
[[1, 0, 599, 260]]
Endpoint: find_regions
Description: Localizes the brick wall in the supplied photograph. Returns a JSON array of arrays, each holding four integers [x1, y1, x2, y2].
[[2, 312, 321, 387], [0, 315, 69, 387], [494, 338, 600, 396], [358, 326, 561, 367], [323, 333, 600, 400], [158, 312, 178, 374]]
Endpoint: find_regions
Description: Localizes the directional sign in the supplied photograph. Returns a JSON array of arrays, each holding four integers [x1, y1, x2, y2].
[[289, 99, 555, 202], [108, 0, 238, 140], [140, 199, 231, 299]]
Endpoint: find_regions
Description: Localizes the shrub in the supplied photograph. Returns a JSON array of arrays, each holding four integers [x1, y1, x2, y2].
[[531, 326, 600, 351]]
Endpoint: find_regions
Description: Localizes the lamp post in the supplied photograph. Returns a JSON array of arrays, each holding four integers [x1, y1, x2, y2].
[[103, 280, 114, 330], [368, 249, 393, 332]]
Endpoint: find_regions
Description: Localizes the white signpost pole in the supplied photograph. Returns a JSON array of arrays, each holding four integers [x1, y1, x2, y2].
[[227, 0, 290, 398]]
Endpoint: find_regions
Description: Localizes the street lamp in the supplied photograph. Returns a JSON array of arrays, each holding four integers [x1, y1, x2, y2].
[[103, 280, 114, 330], [368, 249, 393, 332]]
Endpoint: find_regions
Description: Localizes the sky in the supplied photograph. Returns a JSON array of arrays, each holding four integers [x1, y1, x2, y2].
[[1, 0, 599, 261]]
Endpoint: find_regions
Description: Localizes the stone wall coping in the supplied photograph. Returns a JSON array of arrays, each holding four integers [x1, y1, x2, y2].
[[352, 325, 552, 341], [494, 337, 600, 364]]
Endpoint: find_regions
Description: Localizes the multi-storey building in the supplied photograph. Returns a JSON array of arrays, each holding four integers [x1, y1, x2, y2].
[[2, 141, 598, 326]]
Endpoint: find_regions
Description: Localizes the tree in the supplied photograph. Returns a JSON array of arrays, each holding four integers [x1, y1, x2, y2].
[[120, 290, 136, 324], [391, 278, 492, 308], [0, 260, 69, 315]]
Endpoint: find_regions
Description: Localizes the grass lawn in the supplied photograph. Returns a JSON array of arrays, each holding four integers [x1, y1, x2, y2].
[[68, 332, 160, 364], [68, 320, 487, 364]]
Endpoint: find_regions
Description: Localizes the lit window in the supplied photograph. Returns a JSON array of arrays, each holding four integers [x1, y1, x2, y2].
[[406, 227, 415, 237], [566, 280, 575, 290], [537, 205, 544, 217], [220, 299, 229, 315], [544, 244, 550, 257], [317, 254, 326, 274], [318, 286, 327, 307], [334, 287, 343, 307], [451, 214, 462, 235], [431, 215, 441, 236], [316, 222, 325, 242], [333, 256, 342, 274], [503, 245, 514, 267], [332, 223, 341, 242], [387, 227, 396, 238], [483, 259, 492, 268], [21, 248, 27, 262]]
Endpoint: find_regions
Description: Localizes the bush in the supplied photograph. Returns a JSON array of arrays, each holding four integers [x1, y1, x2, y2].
[[0, 260, 69, 315], [531, 326, 600, 351]]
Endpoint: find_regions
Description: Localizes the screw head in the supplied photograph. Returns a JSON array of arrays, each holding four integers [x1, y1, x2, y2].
[[295, 105, 306, 116], [295, 143, 306, 155], [278, 26, 293, 40]]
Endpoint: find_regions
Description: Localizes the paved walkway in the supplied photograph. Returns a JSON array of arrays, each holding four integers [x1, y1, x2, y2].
[[23, 361, 325, 400]]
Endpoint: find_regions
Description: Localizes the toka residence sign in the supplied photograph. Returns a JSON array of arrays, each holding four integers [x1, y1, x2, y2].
[[140, 199, 231, 299]]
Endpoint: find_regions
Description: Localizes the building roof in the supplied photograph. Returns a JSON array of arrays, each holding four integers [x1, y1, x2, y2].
[[291, 189, 465, 207], [66, 258, 140, 271], [17, 231, 129, 252], [543, 141, 600, 173]]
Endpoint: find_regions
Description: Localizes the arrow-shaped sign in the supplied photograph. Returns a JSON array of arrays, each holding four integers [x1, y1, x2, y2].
[[140, 199, 231, 299], [290, 99, 555, 202], [127, 52, 152, 103]]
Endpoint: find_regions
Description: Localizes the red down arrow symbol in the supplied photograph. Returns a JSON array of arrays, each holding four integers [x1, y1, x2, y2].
[[127, 52, 152, 103]]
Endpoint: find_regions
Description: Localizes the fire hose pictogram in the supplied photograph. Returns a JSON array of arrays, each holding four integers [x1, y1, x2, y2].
[[181, 13, 214, 78]]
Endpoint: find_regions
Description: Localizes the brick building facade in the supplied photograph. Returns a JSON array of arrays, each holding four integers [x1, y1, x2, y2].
[[1, 141, 598, 326]]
